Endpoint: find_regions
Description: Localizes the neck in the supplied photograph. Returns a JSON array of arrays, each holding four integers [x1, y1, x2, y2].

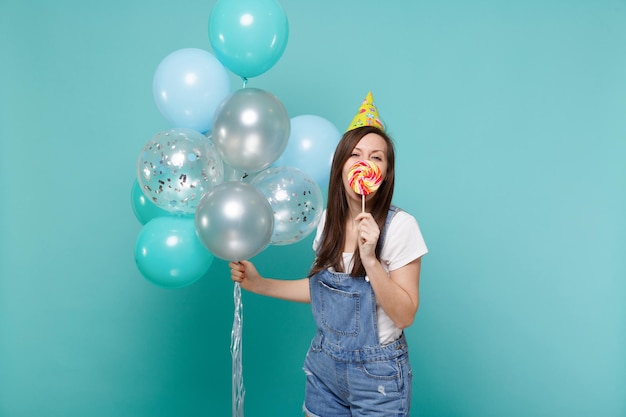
[[346, 197, 363, 219]]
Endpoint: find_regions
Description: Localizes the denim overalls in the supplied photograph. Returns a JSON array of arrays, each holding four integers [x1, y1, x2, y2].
[[303, 206, 412, 417]]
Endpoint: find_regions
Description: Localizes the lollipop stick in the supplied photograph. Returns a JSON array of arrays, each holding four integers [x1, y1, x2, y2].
[[361, 195, 365, 213]]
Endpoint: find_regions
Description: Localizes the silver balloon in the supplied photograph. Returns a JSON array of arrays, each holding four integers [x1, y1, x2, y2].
[[212, 88, 290, 173], [137, 128, 224, 214], [223, 164, 252, 182], [194, 181, 274, 260], [252, 166, 324, 246]]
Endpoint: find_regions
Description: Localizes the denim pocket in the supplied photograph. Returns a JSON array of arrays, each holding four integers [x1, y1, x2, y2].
[[359, 359, 401, 381], [318, 280, 360, 336], [358, 358, 411, 402]]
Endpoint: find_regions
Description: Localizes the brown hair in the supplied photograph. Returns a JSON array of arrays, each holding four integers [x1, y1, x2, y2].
[[309, 126, 396, 277]]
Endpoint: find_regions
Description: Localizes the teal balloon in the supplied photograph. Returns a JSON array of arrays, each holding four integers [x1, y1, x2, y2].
[[130, 179, 172, 225], [134, 217, 214, 288], [208, 0, 289, 79]]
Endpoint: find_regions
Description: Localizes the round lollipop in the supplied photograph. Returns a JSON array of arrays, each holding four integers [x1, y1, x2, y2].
[[348, 160, 382, 212]]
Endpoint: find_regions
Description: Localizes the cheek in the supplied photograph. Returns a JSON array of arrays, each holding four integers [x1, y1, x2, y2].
[[342, 163, 353, 182], [378, 164, 388, 181], [342, 173, 353, 191]]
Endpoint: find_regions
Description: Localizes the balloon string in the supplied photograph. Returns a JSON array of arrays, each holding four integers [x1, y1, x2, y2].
[[231, 282, 245, 417], [242, 77, 248, 88]]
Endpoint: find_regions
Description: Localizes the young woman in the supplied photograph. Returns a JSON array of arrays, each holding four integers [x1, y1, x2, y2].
[[230, 93, 428, 416]]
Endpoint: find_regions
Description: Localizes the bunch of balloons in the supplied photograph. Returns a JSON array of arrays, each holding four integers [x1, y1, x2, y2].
[[130, 0, 341, 289]]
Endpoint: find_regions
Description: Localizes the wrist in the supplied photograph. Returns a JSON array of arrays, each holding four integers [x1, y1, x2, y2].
[[361, 256, 379, 269]]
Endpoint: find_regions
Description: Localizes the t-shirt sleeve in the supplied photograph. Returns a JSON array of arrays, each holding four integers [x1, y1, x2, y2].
[[380, 211, 428, 271], [312, 210, 327, 253]]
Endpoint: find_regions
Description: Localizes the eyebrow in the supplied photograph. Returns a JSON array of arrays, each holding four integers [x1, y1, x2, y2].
[[353, 147, 385, 153]]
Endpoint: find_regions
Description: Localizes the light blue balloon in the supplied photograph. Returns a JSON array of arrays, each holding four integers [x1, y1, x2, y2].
[[153, 48, 231, 133], [273, 115, 341, 189], [134, 217, 214, 288], [208, 0, 289, 79], [130, 179, 173, 225]]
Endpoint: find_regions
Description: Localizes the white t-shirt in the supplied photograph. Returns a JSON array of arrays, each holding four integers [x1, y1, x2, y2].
[[312, 208, 428, 345]]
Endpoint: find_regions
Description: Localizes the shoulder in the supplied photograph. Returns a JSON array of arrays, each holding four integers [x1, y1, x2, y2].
[[388, 207, 417, 226], [386, 207, 421, 236], [381, 207, 428, 271]]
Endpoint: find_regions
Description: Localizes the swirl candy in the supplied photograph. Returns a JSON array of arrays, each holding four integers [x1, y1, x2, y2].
[[348, 160, 382, 196]]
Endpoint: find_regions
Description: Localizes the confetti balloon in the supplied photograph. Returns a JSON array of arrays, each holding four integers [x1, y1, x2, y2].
[[137, 128, 224, 215], [252, 166, 323, 246]]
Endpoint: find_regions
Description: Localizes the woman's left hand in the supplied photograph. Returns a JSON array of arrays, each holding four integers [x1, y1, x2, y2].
[[355, 212, 380, 261]]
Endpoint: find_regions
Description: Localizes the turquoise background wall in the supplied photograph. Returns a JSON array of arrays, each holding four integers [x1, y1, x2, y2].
[[1, 0, 625, 416]]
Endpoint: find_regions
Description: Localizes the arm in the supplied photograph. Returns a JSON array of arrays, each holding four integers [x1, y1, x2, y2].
[[363, 257, 421, 329], [355, 212, 422, 329], [229, 260, 311, 303]]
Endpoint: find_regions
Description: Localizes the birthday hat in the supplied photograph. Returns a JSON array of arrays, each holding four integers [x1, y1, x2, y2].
[[346, 91, 384, 132]]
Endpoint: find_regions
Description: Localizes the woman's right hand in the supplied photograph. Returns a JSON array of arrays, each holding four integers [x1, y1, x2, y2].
[[229, 260, 263, 293]]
